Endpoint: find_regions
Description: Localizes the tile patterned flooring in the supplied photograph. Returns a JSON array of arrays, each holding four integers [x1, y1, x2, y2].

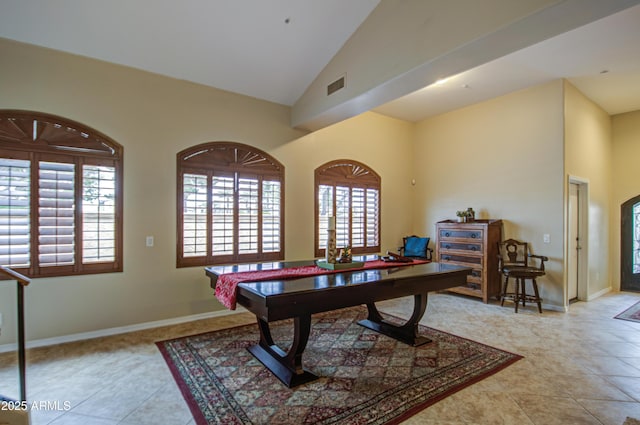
[[2, 291, 640, 424]]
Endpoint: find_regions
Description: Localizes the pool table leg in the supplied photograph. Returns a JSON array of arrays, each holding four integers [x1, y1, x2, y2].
[[246, 314, 318, 388], [358, 293, 432, 346]]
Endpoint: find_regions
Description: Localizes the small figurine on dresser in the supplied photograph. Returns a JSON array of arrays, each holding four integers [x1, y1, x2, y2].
[[338, 246, 352, 263], [466, 207, 475, 221]]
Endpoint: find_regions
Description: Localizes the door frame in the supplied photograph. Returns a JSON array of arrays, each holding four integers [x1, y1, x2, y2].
[[566, 176, 589, 304], [621, 194, 640, 292]]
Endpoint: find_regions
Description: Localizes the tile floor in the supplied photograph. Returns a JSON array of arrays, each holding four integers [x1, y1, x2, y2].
[[2, 291, 640, 424]]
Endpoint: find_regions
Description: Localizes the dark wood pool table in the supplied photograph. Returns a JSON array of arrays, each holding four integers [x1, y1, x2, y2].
[[205, 259, 470, 388]]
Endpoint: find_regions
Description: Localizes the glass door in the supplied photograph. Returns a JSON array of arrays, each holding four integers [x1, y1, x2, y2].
[[621, 195, 640, 292]]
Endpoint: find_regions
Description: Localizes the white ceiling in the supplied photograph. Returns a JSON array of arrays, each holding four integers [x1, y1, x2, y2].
[[374, 2, 640, 121], [0, 0, 380, 106], [1, 0, 640, 124]]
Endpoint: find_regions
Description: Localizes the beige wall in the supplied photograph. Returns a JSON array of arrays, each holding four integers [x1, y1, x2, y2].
[[611, 110, 640, 289], [413, 80, 566, 307], [0, 39, 415, 345], [0, 36, 636, 346], [272, 112, 415, 260], [564, 81, 613, 296]]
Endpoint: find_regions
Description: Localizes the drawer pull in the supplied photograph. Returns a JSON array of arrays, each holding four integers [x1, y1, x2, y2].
[[444, 244, 451, 249], [471, 233, 477, 239], [442, 255, 450, 261], [470, 245, 477, 251], [444, 232, 450, 237]]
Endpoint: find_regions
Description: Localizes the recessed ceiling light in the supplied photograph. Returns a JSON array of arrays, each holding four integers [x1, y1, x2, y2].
[[434, 77, 450, 86]]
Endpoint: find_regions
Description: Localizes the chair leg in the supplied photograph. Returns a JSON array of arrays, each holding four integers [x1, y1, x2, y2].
[[532, 278, 542, 313], [520, 279, 527, 307], [500, 275, 509, 306], [514, 277, 520, 313]]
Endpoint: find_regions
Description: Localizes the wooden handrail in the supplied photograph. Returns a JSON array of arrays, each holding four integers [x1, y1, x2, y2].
[[0, 266, 29, 402], [0, 266, 31, 286]]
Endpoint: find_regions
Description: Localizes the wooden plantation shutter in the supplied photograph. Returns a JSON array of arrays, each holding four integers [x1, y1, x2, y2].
[[211, 174, 235, 256], [238, 175, 259, 254], [315, 160, 381, 257], [82, 164, 116, 263], [317, 184, 334, 253], [177, 142, 284, 267], [183, 173, 209, 257], [0, 158, 31, 267], [262, 179, 281, 253], [351, 187, 365, 248], [0, 110, 123, 277], [38, 160, 75, 267], [336, 186, 351, 248], [366, 188, 380, 248]]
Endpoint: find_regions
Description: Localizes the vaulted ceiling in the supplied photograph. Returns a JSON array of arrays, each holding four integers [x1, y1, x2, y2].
[[2, 0, 640, 131]]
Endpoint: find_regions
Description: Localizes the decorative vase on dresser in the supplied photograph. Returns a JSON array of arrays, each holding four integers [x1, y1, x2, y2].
[[435, 219, 503, 303]]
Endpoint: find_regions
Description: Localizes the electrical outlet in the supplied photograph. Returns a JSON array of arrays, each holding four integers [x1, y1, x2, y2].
[[543, 234, 550, 243], [146, 236, 154, 247]]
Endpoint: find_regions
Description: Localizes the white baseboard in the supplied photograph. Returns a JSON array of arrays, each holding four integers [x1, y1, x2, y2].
[[542, 303, 567, 313], [0, 307, 248, 354], [587, 286, 611, 301], [1, 288, 613, 354], [540, 286, 612, 312]]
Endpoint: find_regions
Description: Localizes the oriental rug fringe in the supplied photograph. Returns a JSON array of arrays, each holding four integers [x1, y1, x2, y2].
[[615, 301, 640, 323], [156, 306, 521, 425]]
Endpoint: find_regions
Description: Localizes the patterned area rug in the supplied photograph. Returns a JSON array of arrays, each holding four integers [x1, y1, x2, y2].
[[157, 306, 522, 425], [615, 301, 640, 322]]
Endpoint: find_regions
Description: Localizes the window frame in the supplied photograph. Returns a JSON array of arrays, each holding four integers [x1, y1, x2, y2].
[[314, 159, 381, 257], [0, 110, 123, 278], [177, 141, 285, 267]]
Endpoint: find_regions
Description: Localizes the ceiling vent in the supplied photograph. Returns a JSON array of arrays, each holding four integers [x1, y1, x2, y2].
[[327, 75, 345, 96]]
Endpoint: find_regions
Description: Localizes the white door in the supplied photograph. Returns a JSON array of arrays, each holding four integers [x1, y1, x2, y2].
[[568, 183, 580, 301]]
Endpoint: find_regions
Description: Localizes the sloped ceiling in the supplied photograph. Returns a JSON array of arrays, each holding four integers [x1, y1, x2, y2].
[[0, 0, 380, 106], [374, 1, 640, 122], [1, 0, 640, 131]]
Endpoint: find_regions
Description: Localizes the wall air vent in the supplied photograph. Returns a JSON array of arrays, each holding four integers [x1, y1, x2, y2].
[[327, 75, 345, 96]]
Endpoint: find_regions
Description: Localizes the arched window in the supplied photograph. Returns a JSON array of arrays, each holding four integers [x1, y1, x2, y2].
[[0, 110, 123, 277], [177, 142, 284, 267], [315, 159, 380, 257]]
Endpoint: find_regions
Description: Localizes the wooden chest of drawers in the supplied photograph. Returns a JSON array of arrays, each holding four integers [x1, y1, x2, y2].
[[435, 219, 503, 303]]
